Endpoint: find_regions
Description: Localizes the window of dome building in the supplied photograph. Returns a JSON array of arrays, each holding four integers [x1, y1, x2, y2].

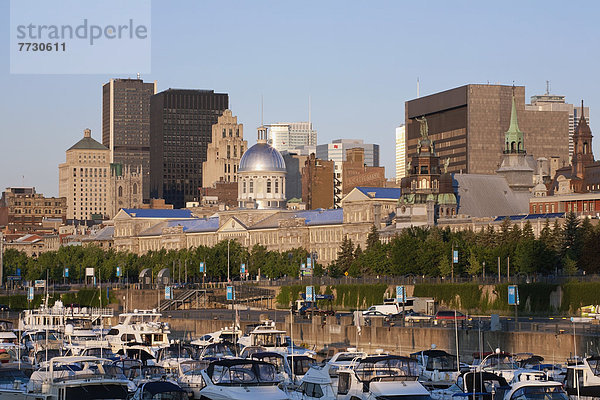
[[243, 181, 246, 193], [267, 180, 272, 193], [249, 181, 254, 193], [275, 180, 279, 193]]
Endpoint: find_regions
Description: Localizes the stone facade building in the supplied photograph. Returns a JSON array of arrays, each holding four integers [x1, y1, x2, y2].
[[202, 110, 247, 187], [0, 187, 66, 232], [108, 163, 143, 218]]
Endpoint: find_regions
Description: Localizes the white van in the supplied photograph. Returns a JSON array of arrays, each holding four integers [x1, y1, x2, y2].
[[362, 304, 400, 316]]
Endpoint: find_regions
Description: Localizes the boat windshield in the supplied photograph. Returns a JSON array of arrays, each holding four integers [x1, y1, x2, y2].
[[84, 348, 116, 358], [0, 368, 29, 386], [201, 343, 237, 358], [210, 362, 278, 385], [481, 355, 519, 370], [426, 354, 458, 372], [510, 385, 568, 400], [587, 358, 600, 376], [292, 357, 317, 375], [161, 345, 195, 360], [254, 355, 285, 373], [252, 333, 287, 347], [181, 360, 210, 375], [333, 353, 364, 363], [355, 357, 418, 382]]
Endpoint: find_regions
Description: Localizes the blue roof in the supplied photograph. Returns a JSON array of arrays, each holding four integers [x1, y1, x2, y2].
[[494, 213, 565, 222], [167, 218, 219, 233], [356, 187, 401, 199], [122, 209, 194, 219], [294, 209, 343, 225]]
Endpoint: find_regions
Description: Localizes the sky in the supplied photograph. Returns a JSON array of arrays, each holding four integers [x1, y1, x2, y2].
[[1, 0, 600, 197]]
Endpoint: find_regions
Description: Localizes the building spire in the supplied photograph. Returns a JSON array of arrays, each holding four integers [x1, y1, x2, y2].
[[504, 91, 525, 154]]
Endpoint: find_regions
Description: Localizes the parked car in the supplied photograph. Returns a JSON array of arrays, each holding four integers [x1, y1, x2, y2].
[[435, 310, 466, 320], [404, 310, 433, 322]]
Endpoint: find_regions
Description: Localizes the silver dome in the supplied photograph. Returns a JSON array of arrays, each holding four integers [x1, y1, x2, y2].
[[238, 142, 286, 173]]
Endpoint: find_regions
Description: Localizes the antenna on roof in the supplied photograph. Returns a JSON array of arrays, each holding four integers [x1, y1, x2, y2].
[[137, 72, 141, 80], [261, 94, 264, 126]]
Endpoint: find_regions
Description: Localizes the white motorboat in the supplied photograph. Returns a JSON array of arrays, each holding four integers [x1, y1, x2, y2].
[[429, 370, 510, 400], [176, 360, 212, 399], [503, 380, 568, 400], [191, 325, 242, 347], [19, 300, 113, 333], [475, 351, 521, 383], [155, 342, 197, 372], [410, 349, 460, 388], [26, 356, 130, 399], [193, 358, 289, 400], [290, 365, 336, 400], [238, 320, 314, 357], [337, 355, 431, 400], [62, 325, 107, 356], [325, 350, 366, 378], [564, 355, 600, 397], [105, 309, 170, 357]]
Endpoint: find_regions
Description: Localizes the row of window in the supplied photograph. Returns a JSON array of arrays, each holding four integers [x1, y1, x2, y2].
[[242, 179, 280, 194], [12, 209, 62, 214], [222, 128, 240, 138]]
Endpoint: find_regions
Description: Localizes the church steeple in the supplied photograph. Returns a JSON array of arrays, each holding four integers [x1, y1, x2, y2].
[[504, 91, 525, 154], [572, 100, 594, 179]]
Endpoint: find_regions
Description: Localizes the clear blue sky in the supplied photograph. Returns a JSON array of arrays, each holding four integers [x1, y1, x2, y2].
[[2, 0, 599, 197]]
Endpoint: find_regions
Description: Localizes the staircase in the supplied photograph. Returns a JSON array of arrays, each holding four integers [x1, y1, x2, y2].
[[159, 289, 210, 311]]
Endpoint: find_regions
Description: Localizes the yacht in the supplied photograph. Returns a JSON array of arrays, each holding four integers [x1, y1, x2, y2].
[[429, 371, 510, 400], [191, 325, 242, 347], [176, 360, 211, 399], [193, 358, 289, 400], [410, 349, 460, 388], [564, 355, 600, 397], [475, 351, 521, 383], [104, 309, 170, 357], [238, 320, 314, 357], [19, 300, 113, 333], [290, 365, 336, 400], [503, 380, 568, 400], [337, 355, 431, 400], [155, 342, 197, 372], [26, 355, 130, 399]]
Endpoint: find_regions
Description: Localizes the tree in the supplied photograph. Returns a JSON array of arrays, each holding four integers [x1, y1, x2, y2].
[[336, 236, 355, 273], [562, 212, 581, 259], [563, 256, 578, 276], [366, 225, 380, 251], [438, 256, 452, 277], [466, 250, 482, 276], [522, 221, 534, 240]]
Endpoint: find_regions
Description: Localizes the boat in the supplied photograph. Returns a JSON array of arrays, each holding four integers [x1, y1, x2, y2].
[[564, 355, 600, 397], [26, 356, 130, 399], [19, 300, 113, 333], [0, 366, 36, 399], [191, 325, 242, 347], [429, 371, 510, 400], [193, 358, 289, 400], [238, 320, 314, 357], [410, 349, 460, 388], [105, 309, 170, 357], [176, 360, 211, 399], [290, 365, 336, 400], [475, 351, 521, 382], [129, 380, 188, 400], [503, 380, 568, 400], [336, 355, 431, 400], [155, 342, 197, 372]]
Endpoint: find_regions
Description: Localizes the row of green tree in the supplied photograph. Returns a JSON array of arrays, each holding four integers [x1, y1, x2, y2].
[[3, 212, 599, 281]]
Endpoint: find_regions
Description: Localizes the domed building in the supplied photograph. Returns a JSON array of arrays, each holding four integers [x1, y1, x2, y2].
[[237, 126, 287, 209]]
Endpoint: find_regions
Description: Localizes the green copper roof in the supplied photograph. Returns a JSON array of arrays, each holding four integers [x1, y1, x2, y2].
[[504, 94, 525, 153], [68, 136, 108, 151]]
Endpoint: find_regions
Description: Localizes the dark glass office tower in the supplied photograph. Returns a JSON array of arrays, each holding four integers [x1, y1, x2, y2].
[[150, 89, 229, 208], [102, 78, 156, 202]]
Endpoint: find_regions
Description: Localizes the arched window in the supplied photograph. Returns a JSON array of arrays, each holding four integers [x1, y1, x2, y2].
[[275, 180, 279, 193], [511, 142, 516, 152], [133, 183, 137, 195], [267, 180, 272, 193], [118, 186, 123, 197], [584, 142, 589, 154]]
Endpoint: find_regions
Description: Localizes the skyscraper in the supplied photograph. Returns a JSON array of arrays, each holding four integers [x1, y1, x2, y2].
[[268, 122, 317, 153], [395, 124, 406, 183], [527, 92, 590, 160], [405, 84, 569, 175], [202, 109, 247, 188], [150, 89, 229, 209], [102, 78, 156, 202]]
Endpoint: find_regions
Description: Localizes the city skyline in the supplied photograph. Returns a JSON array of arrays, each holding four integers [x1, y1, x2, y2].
[[2, 1, 600, 196]]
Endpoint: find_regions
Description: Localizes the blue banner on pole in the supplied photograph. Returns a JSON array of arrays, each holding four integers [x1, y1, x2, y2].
[[453, 250, 459, 264], [64, 267, 69, 278], [240, 263, 246, 274], [307, 257, 312, 269], [306, 286, 314, 302], [116, 266, 121, 277], [165, 286, 172, 300], [508, 285, 519, 306], [199, 262, 205, 273], [16, 268, 21, 277], [27, 287, 34, 301], [226, 286, 235, 301], [396, 286, 406, 303], [106, 287, 110, 300]]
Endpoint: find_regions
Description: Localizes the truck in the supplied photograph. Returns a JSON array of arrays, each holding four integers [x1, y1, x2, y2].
[[383, 296, 437, 315], [293, 293, 335, 316]]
